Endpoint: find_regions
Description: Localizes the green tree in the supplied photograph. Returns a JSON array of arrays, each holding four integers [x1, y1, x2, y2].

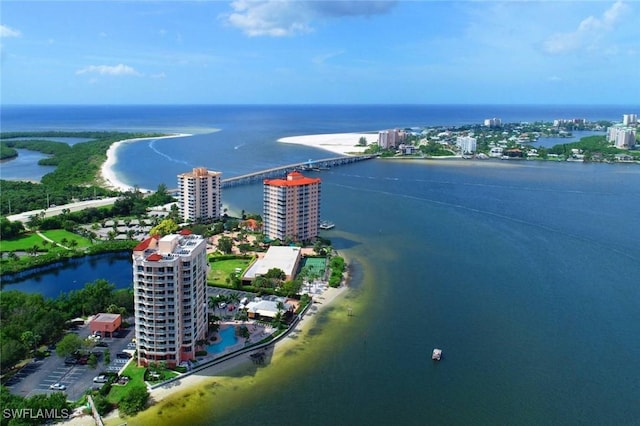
[[20, 331, 41, 355], [217, 236, 233, 254], [237, 325, 250, 342], [92, 394, 113, 416], [149, 218, 179, 237], [104, 349, 111, 365], [56, 333, 83, 358], [118, 385, 149, 416], [87, 353, 98, 369], [281, 279, 302, 297]]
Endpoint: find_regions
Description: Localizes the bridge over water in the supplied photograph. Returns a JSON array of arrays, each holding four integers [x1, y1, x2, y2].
[[219, 155, 376, 188]]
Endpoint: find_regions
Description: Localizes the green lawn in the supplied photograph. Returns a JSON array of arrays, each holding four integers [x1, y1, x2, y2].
[[106, 362, 146, 404], [40, 229, 92, 248], [208, 257, 253, 285], [0, 229, 92, 252], [0, 232, 46, 252], [106, 361, 180, 404]]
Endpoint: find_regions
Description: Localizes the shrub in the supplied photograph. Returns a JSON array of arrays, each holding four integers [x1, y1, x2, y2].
[[117, 385, 149, 417]]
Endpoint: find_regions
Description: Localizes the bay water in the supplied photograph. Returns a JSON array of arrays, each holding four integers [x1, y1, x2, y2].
[[1, 105, 639, 424]]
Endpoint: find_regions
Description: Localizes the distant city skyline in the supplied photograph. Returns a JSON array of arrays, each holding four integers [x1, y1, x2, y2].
[[1, 1, 638, 105]]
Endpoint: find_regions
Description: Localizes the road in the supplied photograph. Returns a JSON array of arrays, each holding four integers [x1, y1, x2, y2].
[[6, 197, 121, 224]]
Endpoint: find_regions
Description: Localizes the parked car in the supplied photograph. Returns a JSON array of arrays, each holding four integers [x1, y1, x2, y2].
[[93, 375, 108, 383], [96, 341, 108, 347], [64, 357, 77, 365], [49, 383, 66, 391], [116, 352, 132, 359]]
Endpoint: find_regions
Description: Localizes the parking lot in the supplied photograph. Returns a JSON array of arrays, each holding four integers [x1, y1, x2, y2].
[[4, 320, 135, 401]]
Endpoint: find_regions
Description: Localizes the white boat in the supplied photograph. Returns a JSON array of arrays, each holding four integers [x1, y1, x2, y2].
[[432, 348, 442, 361], [319, 221, 335, 230]]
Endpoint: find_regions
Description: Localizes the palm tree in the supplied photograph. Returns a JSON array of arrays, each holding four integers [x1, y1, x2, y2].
[[274, 301, 286, 329], [61, 237, 69, 247], [69, 239, 78, 249]]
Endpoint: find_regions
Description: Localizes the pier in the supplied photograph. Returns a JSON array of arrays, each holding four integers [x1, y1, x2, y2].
[[220, 155, 376, 188]]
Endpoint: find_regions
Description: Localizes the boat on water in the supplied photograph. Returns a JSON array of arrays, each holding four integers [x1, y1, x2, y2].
[[432, 348, 442, 361], [319, 220, 335, 230]]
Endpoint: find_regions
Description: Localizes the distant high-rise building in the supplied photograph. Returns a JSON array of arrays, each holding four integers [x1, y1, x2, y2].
[[263, 171, 321, 242], [132, 230, 208, 367], [378, 129, 406, 149], [622, 114, 637, 126], [456, 136, 477, 154], [608, 126, 637, 149], [177, 167, 221, 223], [484, 118, 502, 127]]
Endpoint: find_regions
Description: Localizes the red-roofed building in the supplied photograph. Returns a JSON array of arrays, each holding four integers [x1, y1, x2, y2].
[[132, 232, 208, 367], [263, 171, 321, 242], [89, 313, 122, 337]]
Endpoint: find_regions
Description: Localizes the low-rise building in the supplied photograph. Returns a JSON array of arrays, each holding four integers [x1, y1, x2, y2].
[[242, 246, 302, 284], [89, 313, 122, 337]]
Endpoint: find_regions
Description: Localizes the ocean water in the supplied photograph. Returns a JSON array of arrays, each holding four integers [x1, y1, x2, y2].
[[1, 105, 639, 425], [0, 104, 631, 188]]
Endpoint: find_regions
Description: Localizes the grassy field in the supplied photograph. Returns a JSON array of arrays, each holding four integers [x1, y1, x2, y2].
[[40, 229, 92, 248], [0, 232, 46, 252], [107, 362, 147, 404], [0, 230, 92, 252], [208, 257, 253, 285]]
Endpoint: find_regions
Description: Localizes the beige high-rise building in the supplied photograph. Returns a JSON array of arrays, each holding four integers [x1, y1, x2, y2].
[[263, 171, 321, 242], [177, 167, 221, 223], [132, 230, 208, 367]]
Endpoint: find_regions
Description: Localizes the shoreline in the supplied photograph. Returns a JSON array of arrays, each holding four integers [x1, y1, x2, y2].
[[64, 284, 349, 426], [100, 133, 192, 192], [278, 133, 376, 156], [144, 285, 347, 407]]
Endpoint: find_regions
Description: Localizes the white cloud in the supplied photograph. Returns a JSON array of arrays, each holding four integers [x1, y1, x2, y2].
[[543, 1, 629, 54], [76, 64, 141, 76], [0, 24, 22, 38], [224, 0, 396, 37]]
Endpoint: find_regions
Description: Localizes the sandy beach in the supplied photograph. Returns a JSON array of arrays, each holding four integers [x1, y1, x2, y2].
[[100, 134, 191, 192], [146, 285, 346, 404], [278, 133, 377, 156], [60, 284, 348, 426]]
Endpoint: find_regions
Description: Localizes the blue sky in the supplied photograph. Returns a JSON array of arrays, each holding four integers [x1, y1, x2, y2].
[[1, 1, 638, 105]]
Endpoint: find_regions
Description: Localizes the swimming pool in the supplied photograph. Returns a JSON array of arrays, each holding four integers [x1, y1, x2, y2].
[[207, 326, 238, 355]]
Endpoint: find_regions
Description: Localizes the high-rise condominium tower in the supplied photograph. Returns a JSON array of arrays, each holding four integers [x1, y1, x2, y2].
[[177, 167, 221, 223], [263, 171, 321, 242], [132, 230, 208, 367]]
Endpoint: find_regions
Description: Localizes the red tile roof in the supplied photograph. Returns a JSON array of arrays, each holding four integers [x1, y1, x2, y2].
[[146, 253, 162, 261], [179, 229, 192, 235], [133, 235, 159, 252], [264, 170, 321, 187]]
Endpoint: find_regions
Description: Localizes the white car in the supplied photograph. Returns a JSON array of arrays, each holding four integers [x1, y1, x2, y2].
[[49, 383, 66, 391], [93, 375, 108, 383]]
